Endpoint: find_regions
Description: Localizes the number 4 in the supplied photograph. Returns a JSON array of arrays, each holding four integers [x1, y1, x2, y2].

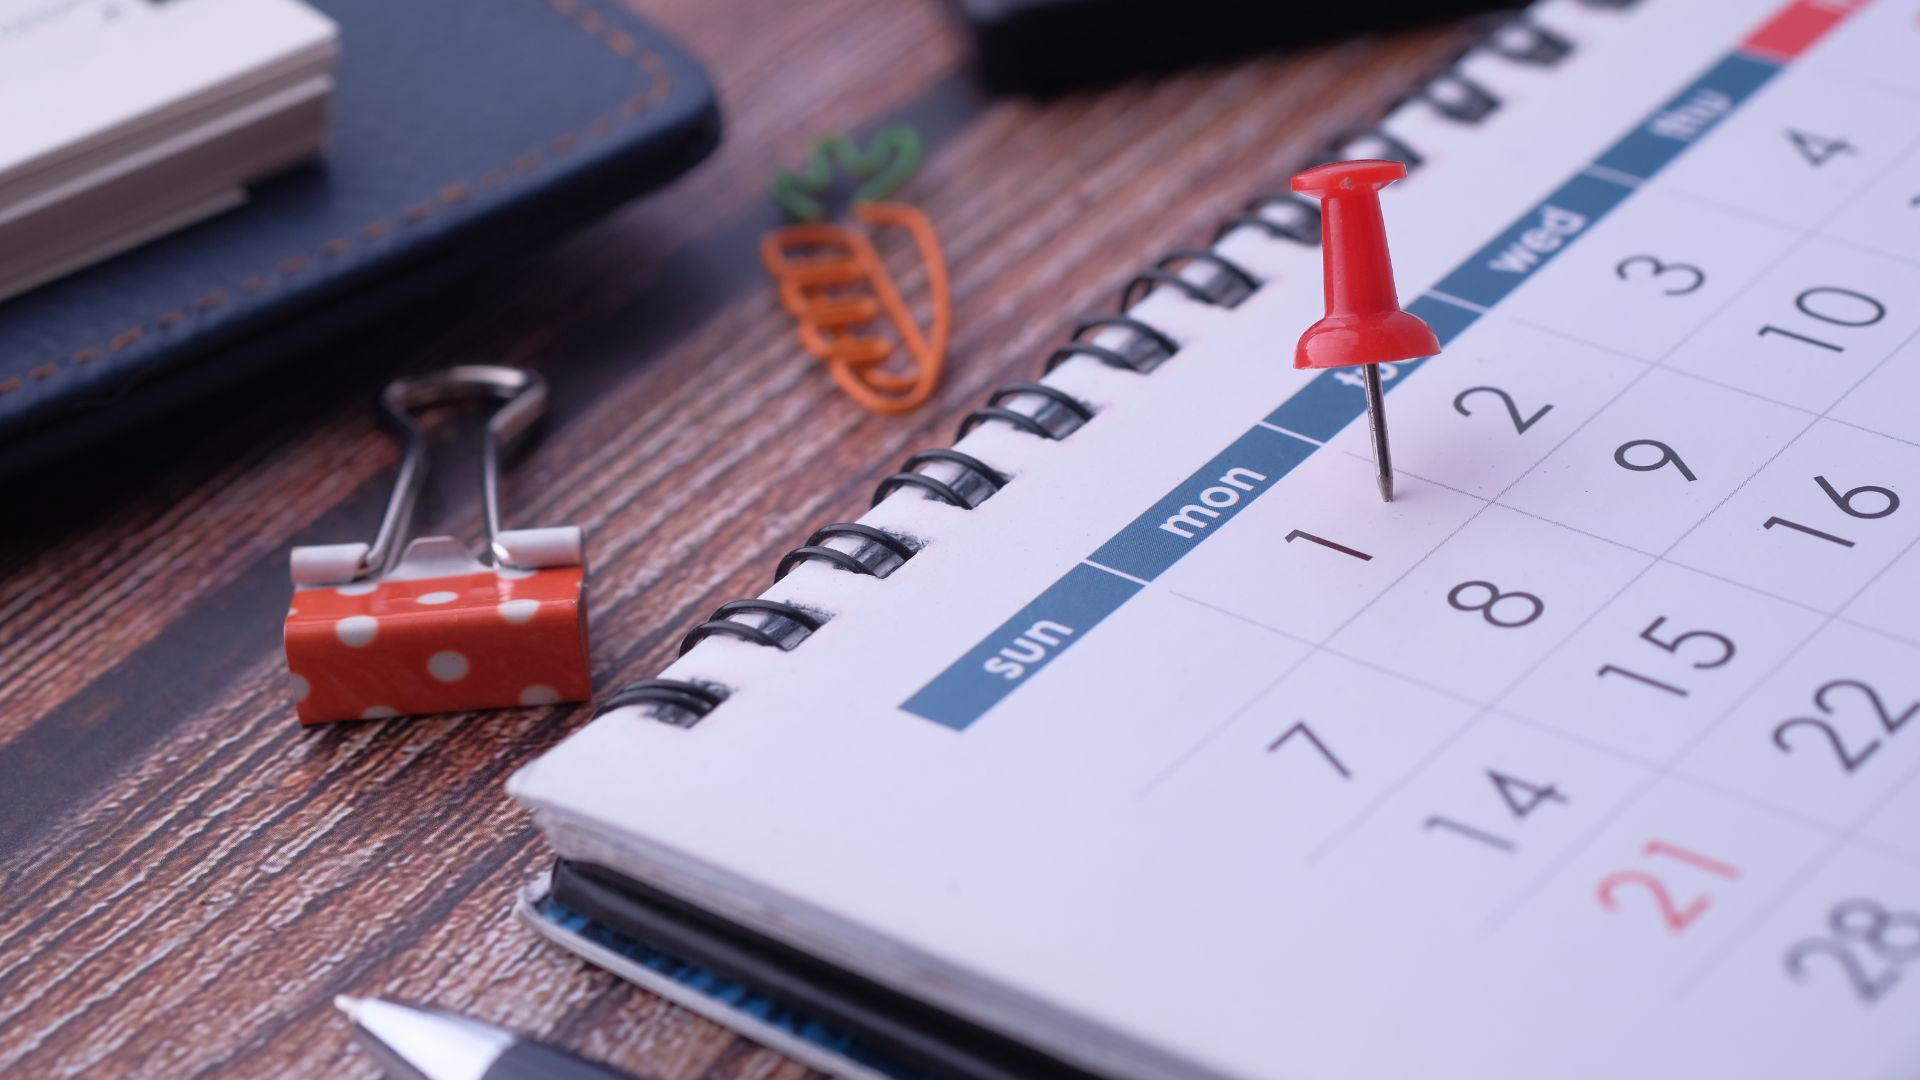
[[1787, 129, 1856, 168], [1491, 770, 1566, 818]]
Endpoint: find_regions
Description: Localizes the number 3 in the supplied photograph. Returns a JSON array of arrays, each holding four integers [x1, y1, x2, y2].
[[1616, 254, 1705, 296]]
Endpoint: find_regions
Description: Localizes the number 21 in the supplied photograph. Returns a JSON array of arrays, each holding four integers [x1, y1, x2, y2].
[[1596, 839, 1740, 934]]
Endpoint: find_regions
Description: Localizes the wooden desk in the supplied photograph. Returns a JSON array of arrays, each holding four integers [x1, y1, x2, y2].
[[0, 2, 1471, 1075]]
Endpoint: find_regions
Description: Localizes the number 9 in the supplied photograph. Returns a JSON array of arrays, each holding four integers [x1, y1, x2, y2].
[[1615, 439, 1697, 482]]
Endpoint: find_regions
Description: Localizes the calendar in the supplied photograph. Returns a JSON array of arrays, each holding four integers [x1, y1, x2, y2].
[[513, 2, 1920, 1077]]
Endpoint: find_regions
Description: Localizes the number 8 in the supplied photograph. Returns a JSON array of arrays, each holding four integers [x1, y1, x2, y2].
[[1832, 899, 1920, 961], [1447, 580, 1545, 628]]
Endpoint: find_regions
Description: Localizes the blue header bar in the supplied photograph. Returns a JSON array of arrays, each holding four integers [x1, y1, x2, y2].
[[1088, 425, 1315, 581], [1593, 54, 1779, 180], [1431, 172, 1632, 309], [902, 564, 1142, 730], [899, 39, 1792, 733]]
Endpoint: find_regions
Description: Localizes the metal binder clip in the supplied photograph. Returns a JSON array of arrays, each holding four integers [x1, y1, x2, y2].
[[284, 366, 591, 725]]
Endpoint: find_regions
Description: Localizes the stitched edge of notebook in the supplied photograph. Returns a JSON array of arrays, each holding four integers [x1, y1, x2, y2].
[[0, 0, 677, 399]]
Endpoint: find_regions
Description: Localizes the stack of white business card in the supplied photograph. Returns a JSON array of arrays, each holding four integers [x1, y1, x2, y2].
[[0, 0, 339, 302]]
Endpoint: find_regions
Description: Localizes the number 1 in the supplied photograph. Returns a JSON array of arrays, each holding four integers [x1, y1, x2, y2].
[[1765, 516, 1856, 547], [1598, 664, 1688, 696], [1284, 530, 1372, 561]]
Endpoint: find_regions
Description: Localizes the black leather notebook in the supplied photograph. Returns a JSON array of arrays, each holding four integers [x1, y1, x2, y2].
[[948, 0, 1520, 91], [0, 0, 718, 473]]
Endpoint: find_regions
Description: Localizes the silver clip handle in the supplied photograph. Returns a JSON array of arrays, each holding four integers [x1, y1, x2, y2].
[[359, 364, 550, 579]]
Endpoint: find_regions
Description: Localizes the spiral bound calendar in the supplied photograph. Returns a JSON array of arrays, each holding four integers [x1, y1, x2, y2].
[[513, 1, 1920, 1076]]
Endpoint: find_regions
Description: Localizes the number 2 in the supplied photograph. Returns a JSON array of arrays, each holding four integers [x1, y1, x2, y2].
[[1454, 386, 1552, 434], [1785, 898, 1920, 1004], [1598, 871, 1712, 932], [1772, 717, 1879, 773], [1788, 940, 1900, 1002], [1769, 678, 1916, 774]]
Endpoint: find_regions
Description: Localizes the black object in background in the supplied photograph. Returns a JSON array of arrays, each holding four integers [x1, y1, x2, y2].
[[947, 0, 1525, 92], [549, 859, 1101, 1080]]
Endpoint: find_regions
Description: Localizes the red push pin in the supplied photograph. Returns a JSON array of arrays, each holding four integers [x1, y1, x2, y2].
[[1292, 159, 1440, 502]]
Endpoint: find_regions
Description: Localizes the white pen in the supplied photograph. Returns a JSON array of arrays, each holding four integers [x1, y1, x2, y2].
[[335, 996, 639, 1080]]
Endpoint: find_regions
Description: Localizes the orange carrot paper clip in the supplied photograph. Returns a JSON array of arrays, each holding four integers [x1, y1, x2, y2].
[[762, 124, 951, 415]]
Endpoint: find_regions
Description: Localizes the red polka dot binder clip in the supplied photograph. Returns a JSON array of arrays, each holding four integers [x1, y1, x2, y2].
[[284, 366, 591, 725]]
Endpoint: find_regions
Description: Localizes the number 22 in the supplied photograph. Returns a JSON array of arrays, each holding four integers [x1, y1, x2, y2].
[[1771, 678, 1917, 774]]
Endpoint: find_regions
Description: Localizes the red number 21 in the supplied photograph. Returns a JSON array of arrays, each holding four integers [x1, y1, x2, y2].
[[1597, 839, 1740, 934]]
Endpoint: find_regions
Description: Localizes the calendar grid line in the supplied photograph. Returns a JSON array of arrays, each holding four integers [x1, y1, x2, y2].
[[1332, 447, 1659, 554], [1143, 509, 1502, 797], [1506, 310, 1920, 453], [1302, 707, 1486, 866], [1652, 357, 1920, 767], [1149, 68, 1920, 956], [1166, 290, 1766, 841], [1671, 529, 1920, 991], [1476, 148, 1920, 938], [914, 27, 1920, 1010], [1136, 431, 1558, 799], [1676, 731, 1920, 999], [1164, 588, 1482, 709], [1489, 703, 1920, 869], [1489, 309, 1920, 461], [1785, 34, 1920, 104], [1822, 414, 1920, 454], [1472, 450, 1828, 909], [1328, 441, 1920, 646], [1479, 567, 1841, 931], [496, 7, 1920, 1074], [1131, 651, 1319, 799], [1136, 453, 1527, 795], [1641, 174, 1920, 273], [1674, 838, 1855, 998], [1163, 577, 1920, 878], [1413, 112, 1920, 927], [902, 29, 1816, 729], [1482, 772, 1667, 930], [902, 21, 1904, 726], [1291, 271, 1814, 865]]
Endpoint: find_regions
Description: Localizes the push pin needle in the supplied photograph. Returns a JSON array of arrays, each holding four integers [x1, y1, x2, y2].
[[1290, 160, 1441, 502]]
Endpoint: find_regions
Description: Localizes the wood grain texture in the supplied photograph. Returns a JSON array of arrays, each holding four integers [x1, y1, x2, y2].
[[0, 0, 1475, 1075]]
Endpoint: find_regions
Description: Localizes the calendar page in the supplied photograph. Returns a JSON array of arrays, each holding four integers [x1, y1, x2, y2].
[[513, 2, 1920, 1077]]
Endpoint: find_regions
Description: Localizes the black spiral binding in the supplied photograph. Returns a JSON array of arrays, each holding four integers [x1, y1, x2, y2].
[[601, 11, 1589, 726]]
